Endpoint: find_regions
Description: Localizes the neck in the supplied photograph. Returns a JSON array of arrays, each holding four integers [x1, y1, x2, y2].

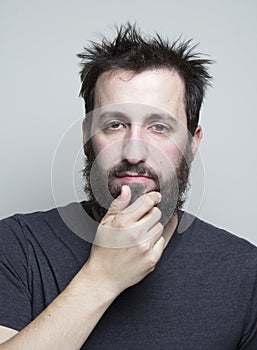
[[89, 199, 178, 248], [162, 212, 178, 249]]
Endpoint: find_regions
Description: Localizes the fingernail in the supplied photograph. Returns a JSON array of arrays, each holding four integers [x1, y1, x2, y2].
[[157, 192, 162, 203], [119, 185, 130, 200]]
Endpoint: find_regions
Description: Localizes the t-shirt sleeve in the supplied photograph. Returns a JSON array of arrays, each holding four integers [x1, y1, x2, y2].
[[0, 217, 32, 331], [238, 253, 257, 350]]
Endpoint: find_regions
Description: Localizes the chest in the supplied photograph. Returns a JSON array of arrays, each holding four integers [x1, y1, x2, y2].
[[84, 259, 244, 350]]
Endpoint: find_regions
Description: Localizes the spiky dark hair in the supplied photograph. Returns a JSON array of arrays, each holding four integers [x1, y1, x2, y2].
[[78, 23, 213, 134]]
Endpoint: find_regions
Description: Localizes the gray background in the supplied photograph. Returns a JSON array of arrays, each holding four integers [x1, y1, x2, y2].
[[1, 0, 256, 245]]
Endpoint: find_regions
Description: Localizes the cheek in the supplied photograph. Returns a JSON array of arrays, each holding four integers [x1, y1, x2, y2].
[[92, 136, 122, 170], [148, 140, 185, 171], [159, 145, 183, 174], [91, 135, 106, 156]]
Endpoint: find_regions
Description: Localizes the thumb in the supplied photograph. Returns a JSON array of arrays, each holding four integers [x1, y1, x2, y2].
[[108, 185, 131, 213]]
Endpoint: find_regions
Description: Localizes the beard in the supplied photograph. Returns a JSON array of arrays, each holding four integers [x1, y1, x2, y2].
[[83, 139, 193, 225]]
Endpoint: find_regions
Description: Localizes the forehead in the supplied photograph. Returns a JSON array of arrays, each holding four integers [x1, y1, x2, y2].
[[94, 68, 186, 122]]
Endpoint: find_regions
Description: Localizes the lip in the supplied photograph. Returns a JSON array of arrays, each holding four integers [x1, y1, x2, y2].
[[116, 172, 154, 184]]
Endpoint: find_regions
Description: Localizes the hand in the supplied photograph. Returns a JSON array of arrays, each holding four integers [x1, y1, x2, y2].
[[85, 185, 165, 295]]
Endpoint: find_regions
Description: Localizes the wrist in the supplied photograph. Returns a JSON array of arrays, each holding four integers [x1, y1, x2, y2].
[[70, 262, 121, 303]]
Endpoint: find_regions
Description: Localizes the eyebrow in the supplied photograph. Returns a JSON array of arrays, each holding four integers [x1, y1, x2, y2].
[[98, 111, 128, 121], [97, 111, 178, 126], [146, 112, 178, 126]]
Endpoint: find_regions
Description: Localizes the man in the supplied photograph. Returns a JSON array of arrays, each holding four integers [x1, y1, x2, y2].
[[0, 23, 257, 349]]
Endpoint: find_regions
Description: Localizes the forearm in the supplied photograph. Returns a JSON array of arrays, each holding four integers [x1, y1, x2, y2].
[[0, 266, 118, 350], [0, 190, 167, 349]]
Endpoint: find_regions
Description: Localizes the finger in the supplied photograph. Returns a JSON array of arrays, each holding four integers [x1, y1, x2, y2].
[[122, 191, 162, 222], [147, 222, 164, 243], [139, 207, 162, 231], [152, 235, 166, 262], [108, 185, 131, 213]]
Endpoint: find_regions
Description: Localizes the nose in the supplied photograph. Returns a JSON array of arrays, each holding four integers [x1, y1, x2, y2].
[[121, 128, 148, 164]]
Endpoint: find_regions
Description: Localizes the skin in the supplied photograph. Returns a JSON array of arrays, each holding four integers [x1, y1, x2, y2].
[[84, 69, 202, 223], [90, 70, 185, 173], [86, 68, 201, 187], [0, 68, 202, 348]]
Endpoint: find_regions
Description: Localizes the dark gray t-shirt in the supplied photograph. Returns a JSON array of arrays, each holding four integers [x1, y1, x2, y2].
[[0, 203, 257, 349]]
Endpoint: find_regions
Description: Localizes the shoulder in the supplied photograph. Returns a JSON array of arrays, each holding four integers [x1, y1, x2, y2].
[[0, 207, 61, 260], [0, 206, 61, 239], [178, 210, 257, 248], [0, 201, 90, 234], [176, 210, 257, 271], [0, 202, 96, 251]]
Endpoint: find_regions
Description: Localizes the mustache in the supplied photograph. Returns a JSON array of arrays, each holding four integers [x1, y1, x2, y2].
[[108, 160, 160, 182]]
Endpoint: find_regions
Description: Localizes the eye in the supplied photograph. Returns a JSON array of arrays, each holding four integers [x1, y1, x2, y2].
[[104, 121, 126, 131], [149, 124, 171, 134]]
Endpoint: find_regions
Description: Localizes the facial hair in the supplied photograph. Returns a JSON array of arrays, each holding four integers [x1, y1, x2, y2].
[[83, 139, 193, 225]]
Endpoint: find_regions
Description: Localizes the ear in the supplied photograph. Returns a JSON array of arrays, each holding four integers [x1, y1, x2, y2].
[[190, 125, 203, 158], [82, 118, 90, 156]]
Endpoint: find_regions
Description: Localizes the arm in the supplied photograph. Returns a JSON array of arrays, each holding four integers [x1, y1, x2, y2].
[[0, 186, 165, 349], [0, 327, 18, 343]]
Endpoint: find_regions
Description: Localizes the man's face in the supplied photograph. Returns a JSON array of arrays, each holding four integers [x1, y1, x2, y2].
[[83, 69, 202, 223]]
